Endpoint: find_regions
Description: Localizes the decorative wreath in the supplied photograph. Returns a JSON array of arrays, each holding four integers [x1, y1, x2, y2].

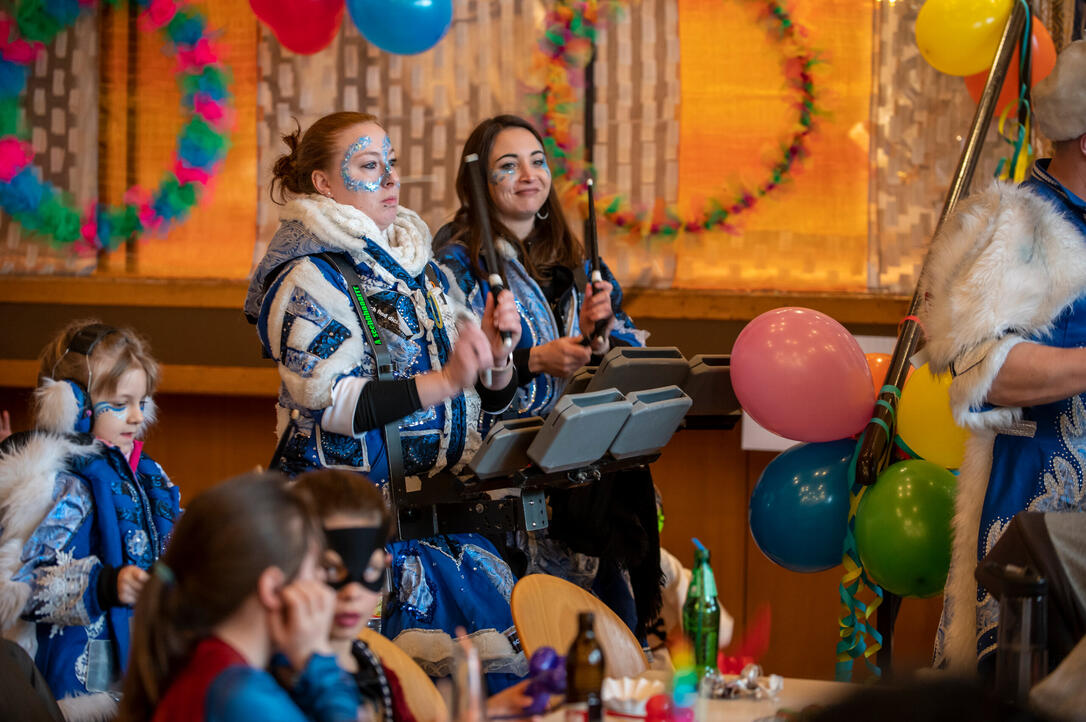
[[0, 0, 232, 254], [528, 0, 820, 238]]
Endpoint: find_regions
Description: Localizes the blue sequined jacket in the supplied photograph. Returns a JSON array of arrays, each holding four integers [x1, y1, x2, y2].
[[245, 197, 485, 483], [3, 431, 179, 706]]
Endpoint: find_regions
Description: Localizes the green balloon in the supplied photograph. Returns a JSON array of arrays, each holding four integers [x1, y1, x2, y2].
[[854, 460, 957, 598]]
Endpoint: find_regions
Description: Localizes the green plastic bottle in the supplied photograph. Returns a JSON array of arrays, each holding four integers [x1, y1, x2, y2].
[[682, 538, 720, 679]]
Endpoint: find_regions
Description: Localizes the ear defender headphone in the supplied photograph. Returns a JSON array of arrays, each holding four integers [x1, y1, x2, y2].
[[54, 323, 117, 434]]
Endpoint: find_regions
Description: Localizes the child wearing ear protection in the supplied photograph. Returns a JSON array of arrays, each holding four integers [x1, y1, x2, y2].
[[0, 319, 180, 721]]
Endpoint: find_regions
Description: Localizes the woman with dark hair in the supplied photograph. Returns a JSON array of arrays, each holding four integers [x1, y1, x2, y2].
[[434, 115, 646, 415], [244, 112, 527, 691], [433, 115, 660, 640]]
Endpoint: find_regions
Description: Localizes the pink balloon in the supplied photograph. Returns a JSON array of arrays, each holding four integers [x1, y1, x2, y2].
[[732, 307, 873, 442]]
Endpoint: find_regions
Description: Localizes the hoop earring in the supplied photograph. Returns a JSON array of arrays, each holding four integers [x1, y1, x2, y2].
[[536, 209, 550, 220]]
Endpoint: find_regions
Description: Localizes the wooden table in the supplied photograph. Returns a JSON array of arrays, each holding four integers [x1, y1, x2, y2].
[[542, 676, 856, 721], [688, 676, 856, 720]]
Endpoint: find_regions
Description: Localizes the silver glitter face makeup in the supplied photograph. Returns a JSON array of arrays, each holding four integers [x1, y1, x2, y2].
[[489, 152, 549, 185], [341, 134, 398, 193], [489, 165, 516, 185], [341, 135, 373, 192]]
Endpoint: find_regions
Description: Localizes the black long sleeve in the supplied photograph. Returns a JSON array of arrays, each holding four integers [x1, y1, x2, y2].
[[475, 368, 520, 413], [96, 564, 121, 610], [513, 347, 537, 386], [352, 379, 424, 433]]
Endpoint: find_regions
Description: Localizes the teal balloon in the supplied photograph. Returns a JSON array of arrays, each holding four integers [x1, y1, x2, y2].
[[855, 460, 957, 597], [749, 439, 854, 573], [346, 0, 453, 55]]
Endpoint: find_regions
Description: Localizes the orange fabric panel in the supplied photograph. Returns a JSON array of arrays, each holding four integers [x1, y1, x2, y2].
[[98, 0, 258, 279], [674, 0, 873, 291]]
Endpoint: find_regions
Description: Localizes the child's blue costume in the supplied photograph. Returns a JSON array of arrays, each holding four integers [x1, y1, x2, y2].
[[0, 408, 179, 721]]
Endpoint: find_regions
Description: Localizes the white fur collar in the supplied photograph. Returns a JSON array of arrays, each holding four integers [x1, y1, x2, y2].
[[496, 238, 519, 261], [280, 195, 432, 277], [921, 181, 1086, 373]]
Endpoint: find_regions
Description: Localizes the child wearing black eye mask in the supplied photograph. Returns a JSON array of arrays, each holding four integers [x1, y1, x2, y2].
[[292, 470, 411, 722], [293, 470, 535, 721]]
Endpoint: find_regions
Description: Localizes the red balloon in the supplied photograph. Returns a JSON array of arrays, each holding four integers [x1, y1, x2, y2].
[[732, 307, 873, 443], [250, 0, 345, 55], [964, 18, 1056, 116]]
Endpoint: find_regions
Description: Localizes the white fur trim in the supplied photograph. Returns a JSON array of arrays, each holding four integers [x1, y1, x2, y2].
[[138, 396, 157, 437], [920, 181, 1086, 431], [938, 431, 995, 675], [57, 691, 117, 722], [268, 258, 369, 410], [391, 627, 528, 678], [947, 335, 1027, 430], [0, 435, 91, 628], [280, 195, 433, 277], [33, 379, 82, 434], [495, 238, 519, 261], [0, 434, 98, 660]]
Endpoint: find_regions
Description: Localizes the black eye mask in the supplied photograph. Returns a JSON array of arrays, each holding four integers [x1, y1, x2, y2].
[[324, 523, 389, 592]]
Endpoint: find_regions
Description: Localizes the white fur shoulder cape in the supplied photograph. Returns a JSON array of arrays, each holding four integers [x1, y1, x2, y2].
[[919, 180, 1086, 673]]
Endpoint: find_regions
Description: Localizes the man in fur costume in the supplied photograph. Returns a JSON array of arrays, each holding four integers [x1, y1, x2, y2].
[[920, 40, 1086, 674]]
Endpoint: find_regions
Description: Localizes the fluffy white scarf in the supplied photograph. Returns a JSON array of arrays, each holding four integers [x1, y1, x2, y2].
[[919, 180, 1086, 673], [280, 195, 433, 278]]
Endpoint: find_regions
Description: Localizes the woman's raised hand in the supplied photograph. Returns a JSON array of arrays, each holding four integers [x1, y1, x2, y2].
[[579, 281, 615, 355], [482, 289, 522, 364], [441, 319, 495, 391], [528, 337, 592, 378]]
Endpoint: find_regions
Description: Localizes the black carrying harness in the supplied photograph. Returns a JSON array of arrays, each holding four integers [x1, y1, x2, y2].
[[267, 252, 404, 505]]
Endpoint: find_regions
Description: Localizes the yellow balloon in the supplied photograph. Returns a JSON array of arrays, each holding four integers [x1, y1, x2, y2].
[[915, 0, 1014, 76], [897, 364, 970, 469]]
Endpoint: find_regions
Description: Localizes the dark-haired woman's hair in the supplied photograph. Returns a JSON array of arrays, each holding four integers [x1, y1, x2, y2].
[[118, 472, 322, 722], [435, 114, 583, 281], [269, 111, 381, 204], [293, 468, 389, 527]]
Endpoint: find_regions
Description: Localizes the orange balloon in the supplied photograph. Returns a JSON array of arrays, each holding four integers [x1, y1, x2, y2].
[[964, 18, 1056, 116], [865, 353, 913, 399]]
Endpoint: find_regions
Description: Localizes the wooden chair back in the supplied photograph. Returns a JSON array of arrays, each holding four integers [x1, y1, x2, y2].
[[359, 627, 449, 722], [510, 573, 649, 679]]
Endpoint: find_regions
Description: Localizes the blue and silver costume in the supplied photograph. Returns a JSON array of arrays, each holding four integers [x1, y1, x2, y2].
[[246, 196, 525, 687], [435, 234, 661, 638], [922, 160, 1086, 671], [3, 431, 179, 706]]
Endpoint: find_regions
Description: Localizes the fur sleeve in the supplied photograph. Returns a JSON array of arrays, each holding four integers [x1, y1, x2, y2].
[[263, 258, 373, 411], [919, 182, 1086, 430], [15, 472, 104, 626]]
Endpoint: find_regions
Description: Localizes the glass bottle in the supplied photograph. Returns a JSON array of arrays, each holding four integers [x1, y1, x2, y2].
[[565, 612, 605, 722], [682, 541, 720, 680]]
